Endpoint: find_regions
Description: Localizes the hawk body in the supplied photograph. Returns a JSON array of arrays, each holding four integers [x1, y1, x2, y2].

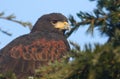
[[0, 13, 70, 79]]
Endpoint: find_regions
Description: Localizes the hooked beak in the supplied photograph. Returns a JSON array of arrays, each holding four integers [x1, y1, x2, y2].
[[63, 22, 71, 31], [53, 21, 71, 31]]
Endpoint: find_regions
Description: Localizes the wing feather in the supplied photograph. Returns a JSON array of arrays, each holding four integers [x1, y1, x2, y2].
[[0, 34, 69, 76]]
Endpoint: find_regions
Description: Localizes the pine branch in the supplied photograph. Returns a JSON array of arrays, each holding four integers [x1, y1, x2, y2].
[[0, 27, 12, 36], [0, 12, 32, 36]]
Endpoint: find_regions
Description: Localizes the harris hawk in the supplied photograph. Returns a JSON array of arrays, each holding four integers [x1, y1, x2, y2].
[[0, 13, 70, 79]]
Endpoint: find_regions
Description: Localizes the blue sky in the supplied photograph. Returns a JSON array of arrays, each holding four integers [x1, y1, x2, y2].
[[0, 0, 108, 49]]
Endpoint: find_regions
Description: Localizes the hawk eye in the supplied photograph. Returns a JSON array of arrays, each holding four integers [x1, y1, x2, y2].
[[51, 20, 58, 24]]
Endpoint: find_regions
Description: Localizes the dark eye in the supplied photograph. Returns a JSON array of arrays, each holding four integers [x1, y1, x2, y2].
[[51, 20, 58, 24]]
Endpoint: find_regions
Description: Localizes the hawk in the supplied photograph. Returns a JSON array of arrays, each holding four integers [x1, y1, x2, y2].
[[0, 13, 70, 79]]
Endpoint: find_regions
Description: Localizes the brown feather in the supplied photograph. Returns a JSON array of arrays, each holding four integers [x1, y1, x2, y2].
[[0, 13, 70, 79]]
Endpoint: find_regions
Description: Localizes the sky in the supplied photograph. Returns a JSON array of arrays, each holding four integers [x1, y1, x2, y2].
[[0, 0, 108, 50]]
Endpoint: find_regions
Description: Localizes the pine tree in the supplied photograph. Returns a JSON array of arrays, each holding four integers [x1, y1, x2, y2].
[[1, 0, 120, 79], [65, 0, 120, 79]]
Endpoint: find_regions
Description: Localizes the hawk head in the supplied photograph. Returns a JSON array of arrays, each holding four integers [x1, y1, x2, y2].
[[31, 13, 70, 34]]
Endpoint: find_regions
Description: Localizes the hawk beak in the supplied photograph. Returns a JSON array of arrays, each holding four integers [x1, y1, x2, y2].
[[54, 21, 71, 31], [63, 22, 71, 31]]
